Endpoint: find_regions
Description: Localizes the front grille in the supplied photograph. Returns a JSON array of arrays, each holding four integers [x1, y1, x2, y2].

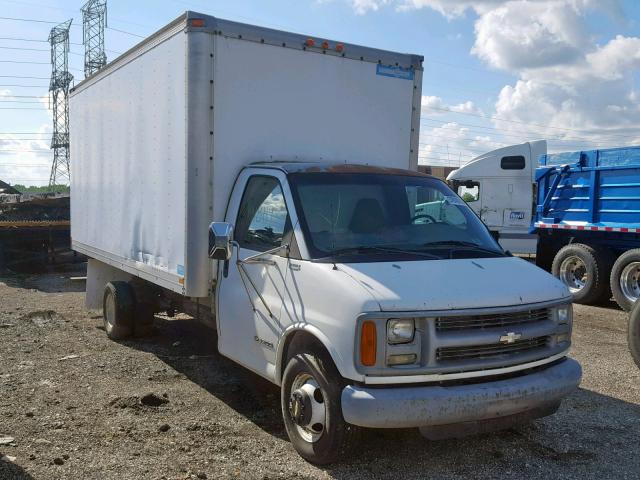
[[436, 336, 550, 362], [435, 308, 549, 331]]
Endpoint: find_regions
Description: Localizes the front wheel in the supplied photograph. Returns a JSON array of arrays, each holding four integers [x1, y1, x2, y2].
[[281, 350, 359, 464]]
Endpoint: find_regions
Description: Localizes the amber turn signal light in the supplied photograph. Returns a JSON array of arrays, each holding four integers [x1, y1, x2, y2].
[[360, 321, 377, 366]]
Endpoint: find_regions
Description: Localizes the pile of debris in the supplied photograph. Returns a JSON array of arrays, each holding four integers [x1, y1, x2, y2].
[[0, 180, 73, 272]]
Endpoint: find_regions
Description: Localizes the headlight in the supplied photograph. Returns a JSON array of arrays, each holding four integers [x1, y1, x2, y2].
[[554, 304, 572, 324], [387, 319, 415, 344]]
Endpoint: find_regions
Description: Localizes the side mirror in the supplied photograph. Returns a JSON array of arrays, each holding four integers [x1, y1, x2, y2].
[[208, 222, 234, 260]]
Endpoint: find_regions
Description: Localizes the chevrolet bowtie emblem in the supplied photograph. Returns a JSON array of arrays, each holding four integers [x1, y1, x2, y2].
[[499, 332, 522, 344]]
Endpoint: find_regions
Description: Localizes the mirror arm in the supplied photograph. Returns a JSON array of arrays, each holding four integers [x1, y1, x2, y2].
[[237, 243, 289, 266], [233, 242, 276, 319]]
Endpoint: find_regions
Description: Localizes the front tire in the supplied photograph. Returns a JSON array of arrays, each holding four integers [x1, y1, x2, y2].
[[610, 249, 640, 311], [629, 302, 640, 369], [281, 350, 359, 465]]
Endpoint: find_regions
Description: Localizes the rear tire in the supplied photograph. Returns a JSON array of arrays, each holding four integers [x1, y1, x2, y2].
[[628, 301, 640, 369], [281, 348, 359, 465], [103, 281, 135, 340], [610, 249, 640, 312], [551, 244, 611, 305]]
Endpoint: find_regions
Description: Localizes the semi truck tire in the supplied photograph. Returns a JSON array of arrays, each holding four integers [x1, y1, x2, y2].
[[629, 301, 640, 369], [552, 244, 610, 305], [610, 249, 640, 312], [281, 349, 359, 465], [103, 281, 135, 340]]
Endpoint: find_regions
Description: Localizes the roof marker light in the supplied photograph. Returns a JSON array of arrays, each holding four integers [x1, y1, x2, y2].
[[335, 43, 344, 53], [321, 41, 329, 50], [190, 18, 205, 28], [305, 38, 315, 47]]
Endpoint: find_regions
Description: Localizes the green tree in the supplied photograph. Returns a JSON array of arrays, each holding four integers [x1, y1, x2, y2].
[[12, 184, 70, 194], [462, 192, 476, 202]]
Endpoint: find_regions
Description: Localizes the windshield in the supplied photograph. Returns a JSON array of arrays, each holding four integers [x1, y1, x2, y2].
[[288, 172, 504, 262]]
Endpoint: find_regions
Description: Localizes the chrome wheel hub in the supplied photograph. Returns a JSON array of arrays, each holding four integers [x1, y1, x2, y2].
[[559, 255, 588, 293], [620, 261, 640, 304], [288, 374, 325, 443]]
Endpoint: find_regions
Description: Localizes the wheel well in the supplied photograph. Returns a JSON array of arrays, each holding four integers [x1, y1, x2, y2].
[[280, 330, 329, 381]]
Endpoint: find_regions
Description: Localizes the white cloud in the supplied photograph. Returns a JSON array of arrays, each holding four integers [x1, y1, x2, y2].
[[471, 1, 589, 71], [0, 91, 52, 186], [399, 0, 506, 18], [422, 95, 483, 116], [407, 0, 639, 151], [346, 0, 389, 14], [419, 121, 502, 166]]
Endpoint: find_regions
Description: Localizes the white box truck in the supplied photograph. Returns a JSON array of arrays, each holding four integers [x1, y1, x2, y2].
[[71, 12, 581, 464]]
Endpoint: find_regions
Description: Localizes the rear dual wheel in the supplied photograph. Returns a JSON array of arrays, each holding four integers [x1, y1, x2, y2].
[[103, 281, 154, 340], [552, 244, 612, 305], [610, 249, 640, 312]]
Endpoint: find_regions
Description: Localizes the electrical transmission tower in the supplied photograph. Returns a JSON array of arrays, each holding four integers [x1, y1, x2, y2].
[[48, 19, 73, 188], [81, 0, 107, 78]]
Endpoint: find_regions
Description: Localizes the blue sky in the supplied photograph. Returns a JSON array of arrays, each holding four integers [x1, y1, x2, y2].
[[1, 0, 639, 185]]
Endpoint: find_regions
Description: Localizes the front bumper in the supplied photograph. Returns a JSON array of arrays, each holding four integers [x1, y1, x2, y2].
[[341, 358, 581, 429]]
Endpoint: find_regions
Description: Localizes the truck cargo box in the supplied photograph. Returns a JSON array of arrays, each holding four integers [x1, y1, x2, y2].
[[70, 11, 423, 297], [533, 146, 640, 232]]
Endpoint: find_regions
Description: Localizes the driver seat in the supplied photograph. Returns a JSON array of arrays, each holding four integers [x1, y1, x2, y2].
[[349, 198, 386, 234]]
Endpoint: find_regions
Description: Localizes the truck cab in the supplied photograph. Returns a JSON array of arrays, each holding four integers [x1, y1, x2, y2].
[[208, 161, 581, 463], [447, 141, 547, 254]]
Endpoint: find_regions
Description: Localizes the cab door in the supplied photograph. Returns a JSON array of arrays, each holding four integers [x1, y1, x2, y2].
[[216, 170, 293, 380]]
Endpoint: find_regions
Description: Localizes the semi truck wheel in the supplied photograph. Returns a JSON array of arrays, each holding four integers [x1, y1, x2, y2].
[[610, 249, 640, 312], [552, 244, 610, 305], [103, 281, 135, 340], [629, 301, 640, 369], [281, 349, 359, 464]]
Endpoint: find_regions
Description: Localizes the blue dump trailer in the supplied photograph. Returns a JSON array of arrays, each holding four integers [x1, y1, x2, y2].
[[532, 146, 640, 311]]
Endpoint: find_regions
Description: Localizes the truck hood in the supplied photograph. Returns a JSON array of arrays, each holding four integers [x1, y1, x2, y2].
[[338, 256, 569, 311]]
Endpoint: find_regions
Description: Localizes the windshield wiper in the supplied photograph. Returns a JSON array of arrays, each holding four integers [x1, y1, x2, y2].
[[421, 240, 505, 256], [325, 246, 442, 260]]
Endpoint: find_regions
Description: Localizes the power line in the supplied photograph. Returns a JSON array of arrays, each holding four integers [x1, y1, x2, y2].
[[107, 26, 144, 39], [423, 106, 640, 140], [0, 75, 50, 79], [0, 36, 84, 46], [0, 149, 49, 153], [0, 84, 48, 87], [0, 163, 50, 166], [0, 59, 49, 64], [0, 45, 49, 52], [0, 15, 62, 24], [0, 15, 143, 39], [420, 117, 620, 144]]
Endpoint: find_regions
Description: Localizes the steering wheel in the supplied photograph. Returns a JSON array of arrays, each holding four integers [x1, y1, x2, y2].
[[411, 213, 437, 224]]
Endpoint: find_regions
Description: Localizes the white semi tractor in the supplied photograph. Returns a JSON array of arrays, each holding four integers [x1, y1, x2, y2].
[[70, 12, 581, 464], [447, 140, 547, 255]]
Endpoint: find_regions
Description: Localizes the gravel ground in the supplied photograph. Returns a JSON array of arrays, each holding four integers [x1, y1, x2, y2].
[[1, 269, 639, 479]]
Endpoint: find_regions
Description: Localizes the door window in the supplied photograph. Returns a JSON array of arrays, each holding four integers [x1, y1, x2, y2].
[[235, 176, 292, 252], [457, 183, 480, 202]]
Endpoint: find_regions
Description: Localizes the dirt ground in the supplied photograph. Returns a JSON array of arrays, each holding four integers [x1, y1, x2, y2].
[[1, 267, 639, 480]]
